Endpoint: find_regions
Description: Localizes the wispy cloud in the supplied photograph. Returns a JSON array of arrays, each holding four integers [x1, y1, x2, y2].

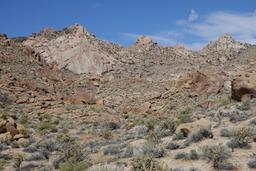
[[183, 11, 256, 43], [188, 8, 199, 22], [121, 9, 256, 50]]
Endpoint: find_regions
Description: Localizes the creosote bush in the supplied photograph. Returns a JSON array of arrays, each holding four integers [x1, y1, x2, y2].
[[188, 129, 213, 143], [202, 144, 231, 168], [227, 127, 252, 149], [59, 160, 88, 171], [177, 107, 192, 123], [56, 134, 85, 162], [131, 156, 168, 171], [174, 150, 199, 160]]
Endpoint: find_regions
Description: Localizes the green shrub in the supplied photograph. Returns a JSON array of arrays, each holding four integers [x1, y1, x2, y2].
[[189, 129, 213, 143], [159, 118, 177, 134], [237, 101, 250, 111], [0, 160, 3, 171], [248, 159, 256, 169], [227, 127, 252, 149], [146, 119, 156, 131], [99, 129, 112, 139], [59, 161, 88, 171], [172, 132, 185, 141], [56, 134, 84, 162], [13, 154, 24, 170], [202, 144, 231, 168], [174, 150, 199, 160], [166, 142, 180, 150], [131, 156, 168, 171], [177, 107, 192, 123], [220, 128, 234, 137]]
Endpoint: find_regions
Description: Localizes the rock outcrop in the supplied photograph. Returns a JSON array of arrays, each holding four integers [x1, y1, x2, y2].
[[23, 24, 121, 74], [231, 72, 256, 101]]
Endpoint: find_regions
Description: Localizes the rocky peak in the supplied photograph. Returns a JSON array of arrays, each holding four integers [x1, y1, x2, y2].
[[23, 24, 118, 75], [203, 33, 246, 52], [135, 35, 155, 46]]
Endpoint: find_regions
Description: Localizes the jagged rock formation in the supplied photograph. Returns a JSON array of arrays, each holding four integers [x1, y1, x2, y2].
[[200, 34, 249, 65], [22, 25, 251, 79], [1, 23, 256, 171], [23, 24, 123, 74]]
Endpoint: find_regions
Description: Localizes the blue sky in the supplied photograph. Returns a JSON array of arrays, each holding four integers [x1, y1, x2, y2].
[[0, 0, 256, 49]]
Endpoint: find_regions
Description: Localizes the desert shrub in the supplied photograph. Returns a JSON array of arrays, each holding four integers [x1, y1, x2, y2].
[[122, 145, 134, 158], [174, 150, 199, 160], [102, 144, 124, 155], [227, 127, 252, 149], [189, 150, 199, 160], [0, 93, 12, 105], [99, 129, 112, 139], [0, 160, 3, 171], [142, 142, 165, 158], [202, 144, 231, 168], [26, 152, 45, 161], [216, 162, 235, 170], [172, 132, 185, 141], [56, 134, 85, 162], [189, 129, 213, 143], [13, 154, 24, 170], [250, 118, 256, 125], [189, 167, 201, 171], [87, 164, 124, 171], [131, 156, 168, 171], [228, 111, 251, 123], [248, 159, 256, 169], [218, 96, 230, 106], [37, 121, 57, 133], [166, 142, 180, 150], [146, 119, 156, 131], [177, 107, 192, 123], [59, 160, 88, 171], [237, 101, 250, 111], [158, 118, 177, 137], [220, 128, 234, 137], [174, 152, 190, 160]]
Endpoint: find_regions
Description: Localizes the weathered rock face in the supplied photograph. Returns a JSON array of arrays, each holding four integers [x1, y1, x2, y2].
[[23, 24, 119, 74], [231, 72, 256, 101], [200, 34, 248, 65], [177, 71, 226, 96]]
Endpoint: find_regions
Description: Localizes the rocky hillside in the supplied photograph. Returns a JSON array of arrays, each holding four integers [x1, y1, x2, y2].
[[0, 24, 256, 171]]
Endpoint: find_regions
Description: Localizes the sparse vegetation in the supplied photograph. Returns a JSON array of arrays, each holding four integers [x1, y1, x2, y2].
[[202, 144, 231, 168], [166, 142, 180, 150], [220, 128, 234, 137], [227, 127, 252, 149], [131, 156, 168, 171], [189, 129, 213, 142], [174, 150, 199, 160], [248, 159, 256, 169], [177, 107, 192, 123], [13, 154, 24, 170], [59, 160, 88, 171]]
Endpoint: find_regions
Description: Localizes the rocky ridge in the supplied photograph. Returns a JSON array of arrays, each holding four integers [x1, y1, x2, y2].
[[0, 24, 256, 170]]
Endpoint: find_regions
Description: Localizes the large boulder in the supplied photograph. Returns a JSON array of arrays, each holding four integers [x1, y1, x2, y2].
[[175, 118, 212, 137], [231, 72, 256, 101], [177, 71, 226, 96]]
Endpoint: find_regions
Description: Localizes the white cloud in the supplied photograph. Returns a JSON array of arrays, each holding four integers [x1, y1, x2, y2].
[[188, 8, 199, 22], [121, 9, 256, 50], [184, 11, 256, 43]]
